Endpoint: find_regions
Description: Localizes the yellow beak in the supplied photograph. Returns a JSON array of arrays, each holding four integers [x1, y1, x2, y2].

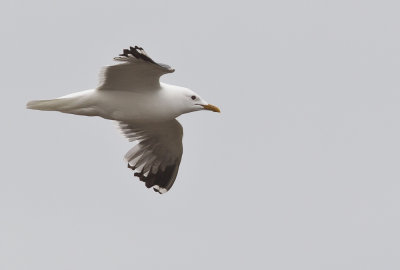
[[201, 104, 221, 113]]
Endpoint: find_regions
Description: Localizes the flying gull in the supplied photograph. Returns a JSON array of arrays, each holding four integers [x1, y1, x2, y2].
[[27, 46, 220, 194]]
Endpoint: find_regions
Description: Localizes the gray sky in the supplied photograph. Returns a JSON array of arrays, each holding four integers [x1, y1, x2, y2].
[[1, 0, 400, 269]]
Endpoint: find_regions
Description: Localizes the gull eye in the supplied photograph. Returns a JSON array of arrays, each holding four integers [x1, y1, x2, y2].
[[191, 95, 196, 100]]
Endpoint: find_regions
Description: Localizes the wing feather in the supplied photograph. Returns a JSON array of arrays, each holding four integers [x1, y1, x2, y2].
[[97, 46, 174, 91], [119, 120, 183, 194]]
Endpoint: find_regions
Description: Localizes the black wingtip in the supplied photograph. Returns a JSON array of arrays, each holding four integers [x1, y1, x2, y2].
[[129, 164, 177, 194], [118, 45, 157, 64], [115, 45, 174, 72], [128, 164, 136, 171], [153, 188, 162, 194]]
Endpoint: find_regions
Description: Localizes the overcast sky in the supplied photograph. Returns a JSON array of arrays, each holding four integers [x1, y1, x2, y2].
[[1, 0, 400, 269]]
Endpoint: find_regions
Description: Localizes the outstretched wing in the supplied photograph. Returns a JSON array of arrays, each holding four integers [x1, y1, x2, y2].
[[97, 46, 175, 91], [119, 120, 183, 194]]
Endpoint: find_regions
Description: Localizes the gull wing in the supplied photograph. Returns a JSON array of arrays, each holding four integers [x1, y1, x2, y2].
[[97, 46, 175, 91], [119, 120, 183, 194]]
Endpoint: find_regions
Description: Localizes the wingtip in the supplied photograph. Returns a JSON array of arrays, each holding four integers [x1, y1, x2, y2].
[[153, 185, 168, 194], [113, 45, 174, 72]]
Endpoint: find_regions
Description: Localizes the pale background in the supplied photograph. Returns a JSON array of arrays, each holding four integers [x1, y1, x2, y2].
[[1, 0, 400, 269]]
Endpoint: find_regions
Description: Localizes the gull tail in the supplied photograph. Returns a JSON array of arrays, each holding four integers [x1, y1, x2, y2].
[[26, 90, 98, 116], [26, 99, 69, 111]]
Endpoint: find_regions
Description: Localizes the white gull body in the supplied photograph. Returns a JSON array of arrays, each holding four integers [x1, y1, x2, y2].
[[57, 83, 201, 122], [27, 46, 220, 194]]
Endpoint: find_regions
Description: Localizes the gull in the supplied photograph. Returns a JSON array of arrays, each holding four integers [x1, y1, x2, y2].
[[27, 46, 220, 194]]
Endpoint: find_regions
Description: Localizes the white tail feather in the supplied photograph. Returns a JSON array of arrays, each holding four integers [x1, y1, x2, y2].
[[26, 89, 98, 116], [26, 99, 70, 111]]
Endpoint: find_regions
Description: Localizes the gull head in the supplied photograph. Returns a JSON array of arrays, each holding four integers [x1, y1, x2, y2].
[[169, 86, 220, 116]]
